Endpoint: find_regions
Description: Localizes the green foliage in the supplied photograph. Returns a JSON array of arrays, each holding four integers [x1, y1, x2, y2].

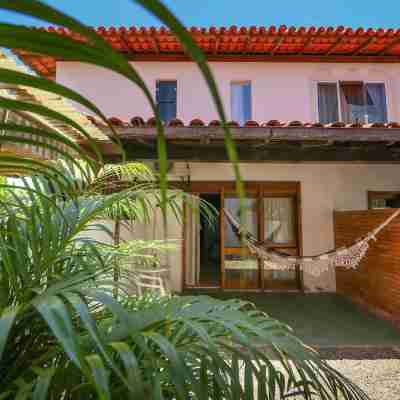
[[0, 181, 369, 398], [0, 0, 371, 398]]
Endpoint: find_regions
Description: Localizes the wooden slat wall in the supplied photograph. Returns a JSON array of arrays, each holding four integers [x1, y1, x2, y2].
[[0, 109, 71, 161], [334, 209, 400, 323]]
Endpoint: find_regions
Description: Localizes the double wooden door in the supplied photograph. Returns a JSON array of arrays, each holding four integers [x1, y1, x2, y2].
[[187, 182, 302, 290]]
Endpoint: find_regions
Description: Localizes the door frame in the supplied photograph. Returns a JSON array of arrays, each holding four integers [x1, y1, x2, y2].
[[182, 181, 303, 291]]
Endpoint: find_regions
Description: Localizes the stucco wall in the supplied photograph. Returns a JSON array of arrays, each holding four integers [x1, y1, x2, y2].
[[57, 61, 400, 122], [84, 163, 400, 293], [87, 213, 182, 294], [57, 62, 400, 292], [184, 162, 400, 292]]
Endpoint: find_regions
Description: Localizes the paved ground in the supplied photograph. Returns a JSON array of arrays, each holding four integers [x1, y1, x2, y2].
[[188, 292, 400, 346], [187, 292, 400, 398]]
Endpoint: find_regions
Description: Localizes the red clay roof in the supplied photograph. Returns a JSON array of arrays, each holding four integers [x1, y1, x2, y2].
[[14, 25, 400, 79], [86, 115, 400, 130]]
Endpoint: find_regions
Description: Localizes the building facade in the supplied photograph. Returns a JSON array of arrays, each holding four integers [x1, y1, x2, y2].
[[15, 25, 400, 293]]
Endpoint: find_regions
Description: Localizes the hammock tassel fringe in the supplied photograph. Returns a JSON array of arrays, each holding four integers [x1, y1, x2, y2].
[[224, 208, 400, 277]]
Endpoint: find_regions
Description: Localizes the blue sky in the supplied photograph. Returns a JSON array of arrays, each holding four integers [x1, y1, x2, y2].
[[1, 0, 400, 29]]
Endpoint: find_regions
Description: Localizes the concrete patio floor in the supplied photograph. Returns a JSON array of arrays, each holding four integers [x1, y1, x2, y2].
[[186, 292, 400, 347]]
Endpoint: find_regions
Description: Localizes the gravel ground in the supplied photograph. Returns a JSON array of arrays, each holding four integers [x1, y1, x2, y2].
[[245, 347, 400, 399], [322, 347, 400, 400], [327, 358, 400, 400]]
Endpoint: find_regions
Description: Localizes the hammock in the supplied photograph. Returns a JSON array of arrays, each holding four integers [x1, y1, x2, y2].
[[223, 208, 400, 276]]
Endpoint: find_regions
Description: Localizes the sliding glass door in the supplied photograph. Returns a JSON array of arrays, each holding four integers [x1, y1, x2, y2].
[[185, 182, 301, 291]]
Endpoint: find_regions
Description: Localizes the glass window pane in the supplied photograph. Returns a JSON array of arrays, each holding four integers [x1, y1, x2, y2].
[[365, 83, 388, 123], [157, 101, 176, 123], [224, 197, 257, 247], [340, 82, 365, 123], [318, 83, 339, 124], [224, 255, 258, 289], [264, 198, 295, 244], [156, 81, 177, 101], [156, 81, 177, 123], [231, 82, 252, 126]]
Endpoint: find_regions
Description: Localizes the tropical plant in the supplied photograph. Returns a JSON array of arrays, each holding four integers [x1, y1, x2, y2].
[[0, 0, 371, 398], [0, 176, 368, 399]]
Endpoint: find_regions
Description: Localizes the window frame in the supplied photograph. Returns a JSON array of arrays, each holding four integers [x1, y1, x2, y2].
[[155, 79, 178, 123], [316, 80, 389, 124], [368, 191, 400, 209]]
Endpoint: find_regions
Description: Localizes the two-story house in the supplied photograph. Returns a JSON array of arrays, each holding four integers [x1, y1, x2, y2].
[[14, 25, 400, 294]]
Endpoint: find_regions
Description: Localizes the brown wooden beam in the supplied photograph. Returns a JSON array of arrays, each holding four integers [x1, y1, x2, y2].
[[298, 35, 315, 55], [351, 36, 376, 55], [270, 35, 285, 55], [213, 36, 220, 55], [379, 37, 400, 55], [120, 141, 400, 163], [242, 34, 252, 55], [325, 36, 346, 55], [123, 53, 400, 63], [120, 32, 134, 54], [99, 126, 400, 143], [149, 35, 160, 54]]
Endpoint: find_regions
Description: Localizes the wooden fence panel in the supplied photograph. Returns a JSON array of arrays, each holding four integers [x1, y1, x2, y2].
[[334, 209, 400, 323]]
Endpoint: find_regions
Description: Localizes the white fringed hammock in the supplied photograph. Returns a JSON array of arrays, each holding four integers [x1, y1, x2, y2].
[[223, 208, 400, 277]]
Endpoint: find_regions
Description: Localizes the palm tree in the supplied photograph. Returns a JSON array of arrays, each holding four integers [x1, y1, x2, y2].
[[0, 1, 370, 398]]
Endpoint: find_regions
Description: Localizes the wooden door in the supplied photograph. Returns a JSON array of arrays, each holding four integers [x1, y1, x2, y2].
[[184, 181, 301, 291], [223, 191, 260, 289]]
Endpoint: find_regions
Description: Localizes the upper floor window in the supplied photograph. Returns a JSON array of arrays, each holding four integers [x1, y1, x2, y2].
[[318, 81, 387, 124], [231, 81, 251, 126], [156, 80, 177, 123]]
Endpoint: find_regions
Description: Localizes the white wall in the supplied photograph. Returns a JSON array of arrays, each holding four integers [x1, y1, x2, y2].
[[57, 61, 400, 122], [59, 61, 400, 292], [87, 214, 182, 295], [184, 162, 400, 292], [84, 163, 400, 293]]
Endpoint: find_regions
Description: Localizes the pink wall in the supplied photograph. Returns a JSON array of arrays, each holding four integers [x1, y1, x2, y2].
[[57, 61, 400, 123]]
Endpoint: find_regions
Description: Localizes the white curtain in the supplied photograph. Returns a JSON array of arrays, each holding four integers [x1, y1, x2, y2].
[[340, 82, 365, 123], [264, 198, 295, 244], [264, 198, 296, 280], [185, 199, 200, 285], [224, 197, 257, 247], [231, 82, 251, 126], [366, 83, 387, 123], [317, 83, 339, 124]]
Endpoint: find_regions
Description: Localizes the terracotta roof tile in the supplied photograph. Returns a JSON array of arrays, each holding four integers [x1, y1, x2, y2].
[[130, 116, 145, 126], [167, 118, 184, 127], [189, 118, 205, 127], [13, 24, 400, 78], [146, 116, 157, 127], [88, 116, 400, 130], [208, 120, 221, 127]]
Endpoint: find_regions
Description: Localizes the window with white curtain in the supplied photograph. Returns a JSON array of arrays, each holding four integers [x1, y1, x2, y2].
[[264, 197, 295, 244], [318, 83, 339, 124], [231, 82, 252, 126], [318, 81, 388, 124]]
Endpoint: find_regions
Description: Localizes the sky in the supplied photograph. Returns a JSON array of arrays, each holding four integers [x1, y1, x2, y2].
[[0, 0, 400, 29]]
